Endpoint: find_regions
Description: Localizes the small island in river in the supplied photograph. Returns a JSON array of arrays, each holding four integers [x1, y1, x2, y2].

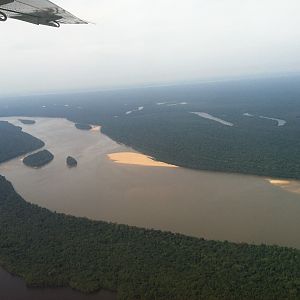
[[66, 156, 77, 167], [18, 119, 36, 125], [75, 123, 92, 130], [23, 150, 54, 168]]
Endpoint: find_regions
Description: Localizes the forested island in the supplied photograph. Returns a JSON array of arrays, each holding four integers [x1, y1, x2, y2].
[[23, 150, 54, 168], [0, 121, 44, 163], [0, 175, 299, 300], [75, 123, 92, 130], [18, 119, 36, 125], [66, 156, 77, 167]]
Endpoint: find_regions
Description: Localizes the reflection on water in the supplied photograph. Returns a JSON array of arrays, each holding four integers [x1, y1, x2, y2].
[[1, 117, 300, 250], [108, 152, 177, 168], [0, 267, 116, 300]]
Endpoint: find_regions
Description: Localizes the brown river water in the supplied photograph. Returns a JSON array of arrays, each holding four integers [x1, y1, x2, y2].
[[1, 117, 300, 249], [1, 116, 300, 299]]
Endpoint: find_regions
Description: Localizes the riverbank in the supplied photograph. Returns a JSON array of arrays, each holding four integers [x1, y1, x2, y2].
[[1, 117, 300, 249], [0, 175, 299, 300]]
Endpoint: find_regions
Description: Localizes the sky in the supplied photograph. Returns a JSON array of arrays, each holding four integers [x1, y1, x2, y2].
[[1, 0, 300, 95]]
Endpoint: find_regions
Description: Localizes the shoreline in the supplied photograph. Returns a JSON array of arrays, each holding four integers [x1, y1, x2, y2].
[[0, 175, 299, 299], [1, 115, 300, 181], [1, 116, 300, 250]]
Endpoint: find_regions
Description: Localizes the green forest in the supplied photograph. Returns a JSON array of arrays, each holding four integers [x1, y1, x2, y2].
[[0, 121, 44, 163], [23, 149, 54, 168], [101, 109, 300, 179], [0, 81, 300, 299], [0, 175, 299, 300], [1, 77, 300, 179]]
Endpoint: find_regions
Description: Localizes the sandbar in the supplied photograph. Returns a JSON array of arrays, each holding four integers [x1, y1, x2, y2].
[[107, 152, 178, 168]]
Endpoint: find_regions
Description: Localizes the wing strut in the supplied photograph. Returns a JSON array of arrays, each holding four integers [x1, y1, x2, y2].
[[0, 10, 7, 21], [49, 20, 59, 27]]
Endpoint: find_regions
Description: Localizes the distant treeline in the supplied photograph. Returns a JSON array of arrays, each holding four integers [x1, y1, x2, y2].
[[0, 175, 299, 300], [101, 109, 300, 179], [0, 121, 44, 163], [1, 78, 300, 179]]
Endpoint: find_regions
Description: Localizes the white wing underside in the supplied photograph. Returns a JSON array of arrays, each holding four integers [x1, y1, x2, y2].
[[0, 0, 87, 26]]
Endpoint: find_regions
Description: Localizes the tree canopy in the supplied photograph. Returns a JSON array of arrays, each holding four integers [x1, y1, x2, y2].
[[0, 176, 299, 300]]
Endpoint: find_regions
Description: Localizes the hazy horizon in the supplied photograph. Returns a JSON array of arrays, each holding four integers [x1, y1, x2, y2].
[[2, 0, 300, 96]]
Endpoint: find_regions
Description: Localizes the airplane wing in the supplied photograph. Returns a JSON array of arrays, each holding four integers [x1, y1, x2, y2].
[[0, 0, 87, 27]]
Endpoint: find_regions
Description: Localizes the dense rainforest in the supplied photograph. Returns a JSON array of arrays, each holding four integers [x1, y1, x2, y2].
[[101, 109, 300, 179], [0, 80, 300, 299], [0, 175, 300, 300], [1, 76, 300, 179], [23, 149, 54, 168], [0, 121, 44, 163]]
